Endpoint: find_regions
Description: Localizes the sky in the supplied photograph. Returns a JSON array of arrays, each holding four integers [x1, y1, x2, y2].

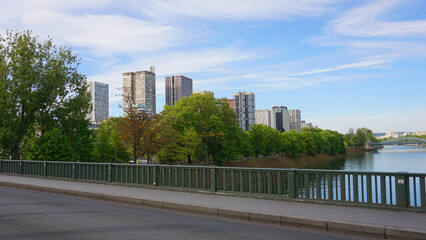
[[1, 0, 426, 133]]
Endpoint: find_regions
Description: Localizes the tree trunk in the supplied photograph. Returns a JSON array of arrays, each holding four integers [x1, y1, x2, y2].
[[12, 140, 21, 160]]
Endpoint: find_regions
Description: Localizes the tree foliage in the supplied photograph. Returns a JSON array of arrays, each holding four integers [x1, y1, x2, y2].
[[162, 93, 242, 165], [0, 30, 92, 160], [24, 128, 73, 162], [344, 127, 377, 147], [92, 117, 130, 163]]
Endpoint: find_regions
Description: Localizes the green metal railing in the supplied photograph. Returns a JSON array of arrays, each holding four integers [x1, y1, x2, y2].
[[1, 160, 425, 210]]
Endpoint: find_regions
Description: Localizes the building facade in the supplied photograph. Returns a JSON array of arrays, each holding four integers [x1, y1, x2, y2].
[[289, 109, 301, 131], [122, 67, 156, 113], [301, 120, 313, 129], [227, 99, 234, 109], [271, 106, 290, 132], [165, 75, 193, 107], [233, 92, 255, 131], [87, 81, 109, 123], [255, 109, 271, 127]]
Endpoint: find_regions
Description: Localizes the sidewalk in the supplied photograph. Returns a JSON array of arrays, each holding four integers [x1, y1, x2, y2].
[[1, 174, 425, 239]]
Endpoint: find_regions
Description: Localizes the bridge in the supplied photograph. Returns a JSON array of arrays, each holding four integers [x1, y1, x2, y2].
[[1, 160, 426, 239], [365, 137, 426, 150]]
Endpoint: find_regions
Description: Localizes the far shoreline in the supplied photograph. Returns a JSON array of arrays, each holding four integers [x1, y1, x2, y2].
[[225, 148, 367, 169]]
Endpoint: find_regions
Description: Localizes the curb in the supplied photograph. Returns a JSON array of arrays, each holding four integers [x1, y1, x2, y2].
[[1, 181, 426, 240]]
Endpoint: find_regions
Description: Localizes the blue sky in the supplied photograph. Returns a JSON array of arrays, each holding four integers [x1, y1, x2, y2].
[[1, 0, 426, 133]]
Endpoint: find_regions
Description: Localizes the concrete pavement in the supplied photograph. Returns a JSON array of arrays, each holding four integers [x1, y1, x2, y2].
[[1, 174, 425, 239]]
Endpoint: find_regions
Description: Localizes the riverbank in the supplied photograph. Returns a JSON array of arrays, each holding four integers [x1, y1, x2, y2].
[[225, 148, 366, 169]]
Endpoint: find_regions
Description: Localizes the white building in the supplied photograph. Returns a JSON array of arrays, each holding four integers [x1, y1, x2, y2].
[[255, 109, 271, 127], [233, 92, 255, 131], [87, 81, 109, 123], [271, 106, 290, 132], [122, 66, 156, 113], [289, 109, 301, 132]]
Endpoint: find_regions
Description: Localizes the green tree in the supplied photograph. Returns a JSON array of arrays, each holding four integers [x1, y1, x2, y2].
[[25, 128, 73, 162], [93, 117, 130, 163], [280, 130, 305, 158], [248, 124, 281, 156], [163, 93, 241, 164], [0, 30, 91, 160], [321, 130, 346, 155]]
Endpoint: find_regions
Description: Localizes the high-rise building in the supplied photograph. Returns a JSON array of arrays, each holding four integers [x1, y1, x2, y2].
[[165, 75, 193, 107], [122, 67, 156, 113], [87, 81, 109, 123], [271, 106, 290, 132], [289, 109, 301, 131], [255, 109, 271, 127], [301, 120, 313, 129], [233, 92, 255, 131]]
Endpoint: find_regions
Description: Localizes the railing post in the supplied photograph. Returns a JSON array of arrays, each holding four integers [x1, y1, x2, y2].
[[73, 162, 76, 180], [153, 165, 159, 187], [0, 159, 2, 173], [396, 173, 409, 208], [20, 160, 23, 175], [288, 169, 296, 199], [109, 163, 113, 183], [44, 162, 47, 177], [210, 167, 217, 192]]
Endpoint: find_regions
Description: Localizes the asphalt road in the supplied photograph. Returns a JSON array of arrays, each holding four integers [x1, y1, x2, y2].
[[0, 186, 376, 240]]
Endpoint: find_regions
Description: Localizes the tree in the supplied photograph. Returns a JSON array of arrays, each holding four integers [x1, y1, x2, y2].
[[0, 30, 92, 160], [93, 117, 130, 163], [162, 93, 241, 164], [280, 130, 305, 158], [25, 128, 73, 162], [119, 104, 154, 163]]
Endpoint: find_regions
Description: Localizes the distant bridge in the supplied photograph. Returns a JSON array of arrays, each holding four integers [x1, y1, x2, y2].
[[366, 137, 426, 150]]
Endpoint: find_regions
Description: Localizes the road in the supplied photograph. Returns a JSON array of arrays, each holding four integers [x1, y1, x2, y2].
[[0, 186, 376, 240]]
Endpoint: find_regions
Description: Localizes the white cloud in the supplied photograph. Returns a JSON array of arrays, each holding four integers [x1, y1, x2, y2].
[[0, 1, 186, 56]]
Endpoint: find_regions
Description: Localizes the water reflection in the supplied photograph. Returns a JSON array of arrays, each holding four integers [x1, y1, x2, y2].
[[319, 145, 426, 173]]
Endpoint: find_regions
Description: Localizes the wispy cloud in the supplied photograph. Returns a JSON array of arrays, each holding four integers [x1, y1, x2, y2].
[[138, 0, 340, 20], [328, 0, 426, 37], [291, 59, 391, 76]]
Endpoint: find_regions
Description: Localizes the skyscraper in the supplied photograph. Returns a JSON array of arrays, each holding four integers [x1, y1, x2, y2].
[[271, 106, 290, 132], [87, 81, 109, 123], [233, 92, 255, 131], [255, 109, 271, 127], [289, 109, 301, 131], [122, 67, 156, 113], [165, 75, 193, 106]]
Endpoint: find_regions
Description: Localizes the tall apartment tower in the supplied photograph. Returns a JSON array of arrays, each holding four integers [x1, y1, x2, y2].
[[165, 75, 193, 107], [271, 106, 290, 132], [122, 67, 156, 113], [289, 109, 301, 131], [255, 109, 271, 127], [87, 81, 109, 123], [233, 92, 255, 131]]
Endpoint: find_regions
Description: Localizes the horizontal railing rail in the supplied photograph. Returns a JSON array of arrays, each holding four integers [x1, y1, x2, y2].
[[0, 160, 425, 210]]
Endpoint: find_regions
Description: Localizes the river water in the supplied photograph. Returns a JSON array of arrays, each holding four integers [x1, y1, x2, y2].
[[320, 145, 426, 173]]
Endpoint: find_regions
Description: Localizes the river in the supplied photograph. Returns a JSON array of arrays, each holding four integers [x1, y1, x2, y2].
[[320, 145, 426, 173]]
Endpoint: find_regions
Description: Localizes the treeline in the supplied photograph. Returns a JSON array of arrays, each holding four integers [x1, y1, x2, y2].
[[91, 93, 347, 165]]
